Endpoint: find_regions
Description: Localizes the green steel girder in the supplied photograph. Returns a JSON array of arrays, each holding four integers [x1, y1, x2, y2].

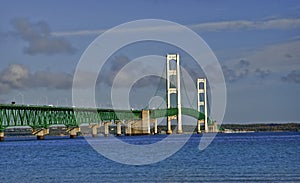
[[181, 108, 205, 120], [0, 104, 206, 130], [149, 108, 205, 120]]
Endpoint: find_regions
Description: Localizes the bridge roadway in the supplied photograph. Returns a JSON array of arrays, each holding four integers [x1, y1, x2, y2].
[[0, 104, 207, 141]]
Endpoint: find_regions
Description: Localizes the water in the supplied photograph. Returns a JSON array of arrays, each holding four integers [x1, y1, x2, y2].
[[0, 132, 299, 182]]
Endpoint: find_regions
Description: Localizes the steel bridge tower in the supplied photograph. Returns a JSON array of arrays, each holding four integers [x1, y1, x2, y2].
[[197, 78, 208, 133], [166, 54, 182, 134]]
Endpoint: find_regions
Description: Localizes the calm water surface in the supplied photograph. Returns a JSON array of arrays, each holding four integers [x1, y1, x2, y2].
[[0, 132, 299, 182]]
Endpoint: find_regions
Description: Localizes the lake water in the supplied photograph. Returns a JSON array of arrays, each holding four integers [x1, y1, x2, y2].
[[0, 132, 299, 182]]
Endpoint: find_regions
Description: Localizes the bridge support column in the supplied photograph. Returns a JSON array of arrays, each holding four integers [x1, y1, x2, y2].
[[116, 121, 122, 136], [69, 127, 80, 139], [125, 121, 132, 136], [167, 117, 172, 134], [177, 103, 182, 134], [153, 119, 158, 134], [89, 124, 100, 137], [34, 129, 49, 140], [213, 121, 219, 133], [197, 120, 203, 134], [142, 110, 151, 135], [0, 131, 4, 141], [92, 126, 98, 137], [104, 122, 109, 137]]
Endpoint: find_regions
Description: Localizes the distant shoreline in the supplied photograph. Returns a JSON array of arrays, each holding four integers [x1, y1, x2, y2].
[[219, 123, 300, 132], [156, 123, 300, 133]]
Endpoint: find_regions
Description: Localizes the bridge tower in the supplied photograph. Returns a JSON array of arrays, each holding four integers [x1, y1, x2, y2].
[[197, 78, 208, 133], [166, 54, 182, 134]]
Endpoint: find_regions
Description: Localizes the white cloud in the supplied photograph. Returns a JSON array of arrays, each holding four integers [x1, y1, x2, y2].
[[190, 18, 300, 32], [52, 18, 300, 37], [0, 64, 30, 92], [0, 64, 73, 94], [52, 29, 107, 37]]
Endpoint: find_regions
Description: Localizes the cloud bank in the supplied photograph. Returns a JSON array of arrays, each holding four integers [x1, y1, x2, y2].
[[282, 70, 300, 84], [222, 40, 300, 83], [0, 64, 72, 94], [0, 64, 30, 93], [190, 18, 300, 32], [10, 18, 75, 55], [222, 60, 250, 82], [52, 18, 300, 37]]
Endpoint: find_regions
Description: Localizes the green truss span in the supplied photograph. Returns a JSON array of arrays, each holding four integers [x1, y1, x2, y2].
[[0, 104, 206, 131]]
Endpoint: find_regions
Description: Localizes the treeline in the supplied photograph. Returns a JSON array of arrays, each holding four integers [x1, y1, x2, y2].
[[156, 123, 300, 133], [220, 123, 300, 132]]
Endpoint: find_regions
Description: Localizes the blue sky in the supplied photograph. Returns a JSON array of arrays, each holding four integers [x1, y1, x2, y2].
[[0, 0, 299, 123]]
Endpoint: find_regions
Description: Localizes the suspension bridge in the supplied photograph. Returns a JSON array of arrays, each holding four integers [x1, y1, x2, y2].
[[0, 54, 218, 141]]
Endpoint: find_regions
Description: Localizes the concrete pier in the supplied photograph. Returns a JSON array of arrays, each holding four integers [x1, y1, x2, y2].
[[197, 120, 203, 134], [104, 122, 109, 137], [142, 110, 151, 135], [131, 120, 139, 134], [0, 131, 4, 141], [89, 124, 100, 137], [69, 127, 80, 138], [92, 125, 98, 137], [33, 129, 49, 140], [128, 110, 151, 135], [125, 121, 132, 136], [116, 121, 122, 136], [213, 121, 219, 133], [152, 119, 158, 134], [167, 117, 172, 134]]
